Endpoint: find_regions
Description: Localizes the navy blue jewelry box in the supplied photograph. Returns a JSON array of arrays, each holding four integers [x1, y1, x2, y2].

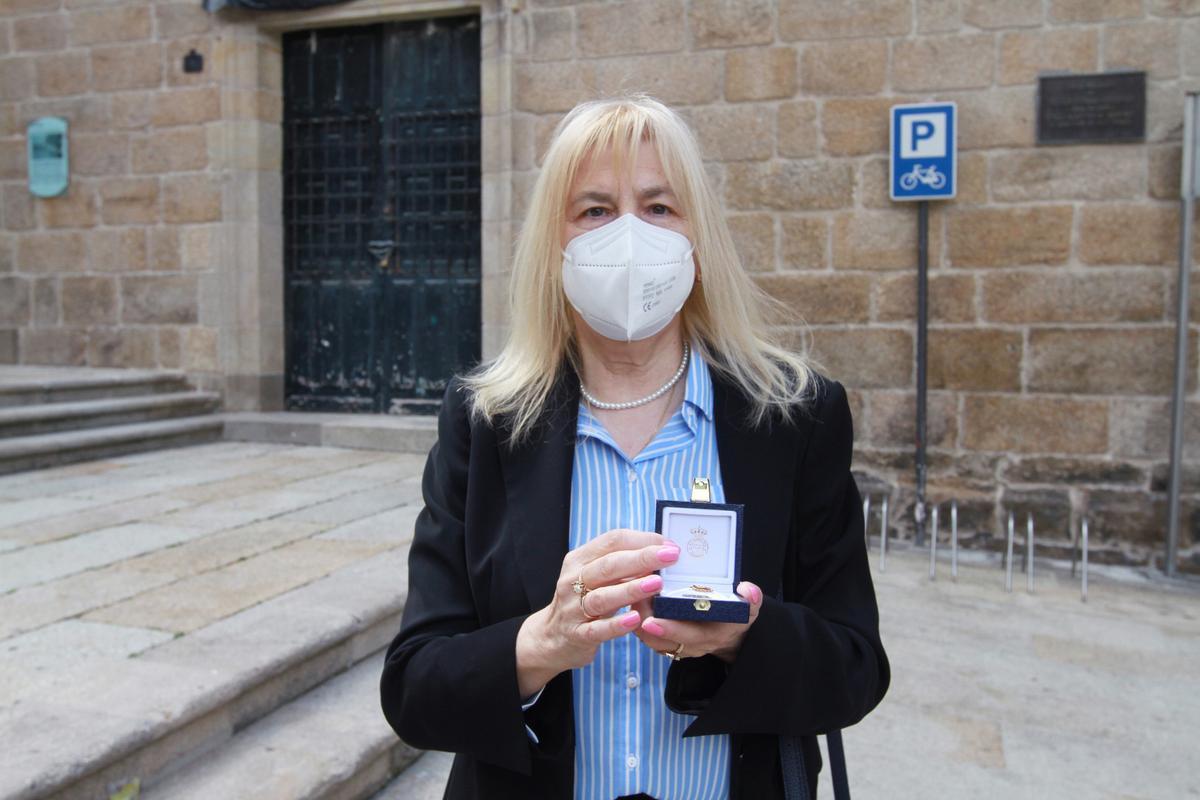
[[652, 499, 749, 624]]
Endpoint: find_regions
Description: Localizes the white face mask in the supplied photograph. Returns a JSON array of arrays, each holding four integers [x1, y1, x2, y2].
[[561, 213, 696, 342]]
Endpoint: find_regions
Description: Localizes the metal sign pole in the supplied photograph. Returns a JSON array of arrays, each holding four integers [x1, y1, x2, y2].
[[1167, 92, 1199, 579], [915, 200, 930, 547], [890, 102, 955, 550]]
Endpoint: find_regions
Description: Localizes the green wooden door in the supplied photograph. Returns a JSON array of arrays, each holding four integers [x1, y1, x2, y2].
[[282, 16, 481, 413]]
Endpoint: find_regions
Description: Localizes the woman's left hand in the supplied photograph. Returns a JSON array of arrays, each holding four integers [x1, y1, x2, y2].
[[631, 581, 763, 663]]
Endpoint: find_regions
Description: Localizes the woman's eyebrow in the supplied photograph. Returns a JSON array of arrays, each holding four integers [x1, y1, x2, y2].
[[570, 190, 615, 205], [638, 185, 675, 201]]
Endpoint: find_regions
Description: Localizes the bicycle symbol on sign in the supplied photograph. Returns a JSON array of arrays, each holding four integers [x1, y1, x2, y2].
[[898, 164, 947, 191]]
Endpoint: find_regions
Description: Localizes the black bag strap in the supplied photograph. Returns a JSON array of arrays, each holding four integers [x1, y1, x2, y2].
[[775, 582, 850, 800], [827, 729, 850, 799], [779, 733, 810, 800]]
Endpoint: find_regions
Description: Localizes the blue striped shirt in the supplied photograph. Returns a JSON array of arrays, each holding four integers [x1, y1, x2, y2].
[[567, 350, 731, 800]]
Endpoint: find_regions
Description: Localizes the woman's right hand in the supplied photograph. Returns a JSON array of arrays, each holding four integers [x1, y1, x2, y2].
[[515, 528, 681, 698]]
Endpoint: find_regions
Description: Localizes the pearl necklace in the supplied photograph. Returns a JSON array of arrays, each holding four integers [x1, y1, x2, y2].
[[580, 342, 690, 411]]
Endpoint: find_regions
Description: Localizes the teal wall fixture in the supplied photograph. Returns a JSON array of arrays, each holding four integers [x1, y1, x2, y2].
[[27, 116, 69, 199]]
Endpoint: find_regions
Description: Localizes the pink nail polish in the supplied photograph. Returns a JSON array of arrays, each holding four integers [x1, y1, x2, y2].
[[657, 546, 680, 563], [752, 586, 763, 605], [620, 611, 641, 629], [642, 620, 665, 637], [640, 575, 663, 593]]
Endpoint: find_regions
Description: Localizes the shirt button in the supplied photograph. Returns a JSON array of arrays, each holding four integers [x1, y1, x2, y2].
[[626, 755, 638, 769], [626, 673, 639, 689], [627, 469, 637, 482]]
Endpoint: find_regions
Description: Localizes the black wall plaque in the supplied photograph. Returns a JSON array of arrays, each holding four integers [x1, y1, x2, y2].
[[1037, 72, 1146, 145]]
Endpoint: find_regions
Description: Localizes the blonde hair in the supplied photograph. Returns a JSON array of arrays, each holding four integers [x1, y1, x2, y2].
[[464, 94, 814, 441]]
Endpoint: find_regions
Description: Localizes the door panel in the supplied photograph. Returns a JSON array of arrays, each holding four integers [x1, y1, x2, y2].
[[283, 17, 481, 413], [378, 17, 481, 404]]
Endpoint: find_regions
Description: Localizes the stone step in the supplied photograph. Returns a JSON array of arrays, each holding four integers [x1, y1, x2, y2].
[[144, 652, 421, 800], [0, 416, 225, 476], [370, 751, 453, 800], [2, 547, 411, 800], [0, 366, 192, 408], [222, 411, 438, 455], [0, 391, 222, 439]]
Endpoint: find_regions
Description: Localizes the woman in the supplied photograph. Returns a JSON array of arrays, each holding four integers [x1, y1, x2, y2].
[[380, 95, 889, 799]]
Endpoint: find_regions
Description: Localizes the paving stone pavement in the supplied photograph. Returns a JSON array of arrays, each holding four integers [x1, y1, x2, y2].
[[0, 441, 426, 799], [2, 440, 1199, 799], [820, 547, 1200, 799], [0, 442, 424, 640]]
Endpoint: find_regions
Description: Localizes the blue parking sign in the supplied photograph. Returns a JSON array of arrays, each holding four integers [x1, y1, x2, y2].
[[890, 103, 956, 201]]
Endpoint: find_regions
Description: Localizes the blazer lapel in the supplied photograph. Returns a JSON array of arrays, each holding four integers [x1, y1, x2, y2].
[[499, 369, 580, 612], [712, 374, 803, 591]]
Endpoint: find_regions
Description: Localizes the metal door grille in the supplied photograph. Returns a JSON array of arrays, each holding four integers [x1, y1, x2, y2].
[[283, 17, 480, 413]]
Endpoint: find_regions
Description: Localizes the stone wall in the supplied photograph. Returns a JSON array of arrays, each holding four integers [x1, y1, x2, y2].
[[0, 0, 228, 383], [507, 0, 1200, 569], [1, 0, 1199, 568]]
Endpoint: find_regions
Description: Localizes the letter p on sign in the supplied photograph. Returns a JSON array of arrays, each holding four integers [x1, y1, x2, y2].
[[900, 113, 946, 158]]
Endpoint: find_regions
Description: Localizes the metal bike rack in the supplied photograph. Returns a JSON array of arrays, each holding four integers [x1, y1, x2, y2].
[[862, 496, 871, 552], [889, 493, 1091, 601], [950, 501, 958, 580], [879, 495, 889, 572], [1082, 518, 1089, 602], [1070, 516, 1091, 602], [928, 504, 939, 580], [861, 492, 891, 573], [1005, 512, 1015, 593], [1026, 513, 1035, 594]]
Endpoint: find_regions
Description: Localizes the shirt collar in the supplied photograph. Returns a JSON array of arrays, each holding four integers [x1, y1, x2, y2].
[[681, 342, 714, 424]]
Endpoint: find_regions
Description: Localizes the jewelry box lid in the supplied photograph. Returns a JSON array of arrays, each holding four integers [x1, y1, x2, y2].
[[655, 499, 743, 589]]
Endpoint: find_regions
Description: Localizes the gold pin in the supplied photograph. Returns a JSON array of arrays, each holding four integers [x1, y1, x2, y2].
[[689, 584, 713, 593]]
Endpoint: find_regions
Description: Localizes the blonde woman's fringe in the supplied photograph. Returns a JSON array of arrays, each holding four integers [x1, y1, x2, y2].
[[461, 94, 816, 443]]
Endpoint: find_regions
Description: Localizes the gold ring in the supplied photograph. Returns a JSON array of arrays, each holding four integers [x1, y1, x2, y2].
[[667, 641, 685, 661], [579, 592, 601, 621], [572, 576, 589, 596]]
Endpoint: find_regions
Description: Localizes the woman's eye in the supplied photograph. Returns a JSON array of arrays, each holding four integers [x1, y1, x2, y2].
[[649, 204, 671, 216], [584, 207, 608, 218]]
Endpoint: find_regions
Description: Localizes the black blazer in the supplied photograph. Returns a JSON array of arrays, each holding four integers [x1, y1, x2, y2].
[[380, 363, 889, 799]]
